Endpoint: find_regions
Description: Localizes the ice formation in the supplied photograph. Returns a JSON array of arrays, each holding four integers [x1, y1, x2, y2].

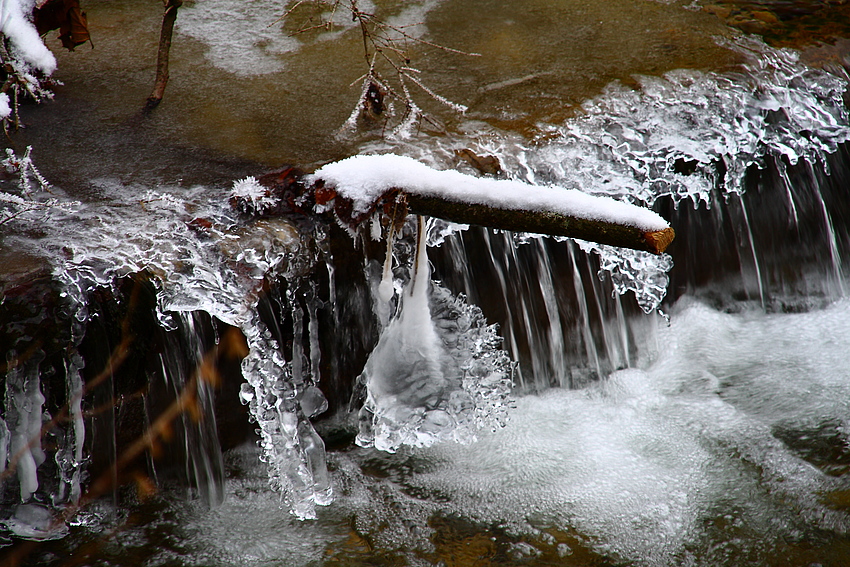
[[176, 0, 301, 76], [355, 217, 513, 452], [358, 37, 850, 314], [1, 179, 334, 522], [2, 18, 849, 556], [3, 351, 46, 503], [528, 37, 850, 208]]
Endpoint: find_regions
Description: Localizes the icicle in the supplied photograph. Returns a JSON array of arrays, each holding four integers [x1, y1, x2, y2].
[[0, 418, 9, 479], [775, 158, 800, 229], [356, 217, 513, 452], [376, 221, 397, 329], [56, 350, 86, 505], [4, 350, 47, 503]]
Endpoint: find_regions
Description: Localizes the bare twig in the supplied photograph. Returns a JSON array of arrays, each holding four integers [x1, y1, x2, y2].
[[280, 1, 472, 136], [145, 0, 183, 111]]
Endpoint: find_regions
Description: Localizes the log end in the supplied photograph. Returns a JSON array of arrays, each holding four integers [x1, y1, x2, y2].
[[644, 227, 675, 254]]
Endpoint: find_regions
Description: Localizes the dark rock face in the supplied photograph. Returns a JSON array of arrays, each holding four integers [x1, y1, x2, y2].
[[0, 268, 254, 510]]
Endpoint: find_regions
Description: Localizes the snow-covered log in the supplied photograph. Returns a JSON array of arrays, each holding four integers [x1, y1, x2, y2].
[[309, 154, 675, 254]]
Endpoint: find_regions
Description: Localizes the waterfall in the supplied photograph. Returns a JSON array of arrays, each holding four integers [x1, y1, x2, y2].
[[1, 31, 850, 565]]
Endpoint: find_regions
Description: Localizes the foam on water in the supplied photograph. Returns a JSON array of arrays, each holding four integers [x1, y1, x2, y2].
[[334, 297, 850, 565], [144, 297, 850, 566]]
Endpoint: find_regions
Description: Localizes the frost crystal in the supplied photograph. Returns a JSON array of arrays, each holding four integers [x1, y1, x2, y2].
[[230, 176, 278, 215], [576, 240, 674, 314], [530, 37, 850, 207], [0, 1, 58, 131]]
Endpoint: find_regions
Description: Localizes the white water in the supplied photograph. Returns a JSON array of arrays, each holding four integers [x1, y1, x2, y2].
[[131, 296, 850, 566]]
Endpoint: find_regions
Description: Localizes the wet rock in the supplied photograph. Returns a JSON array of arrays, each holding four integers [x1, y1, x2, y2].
[[455, 149, 503, 176], [703, 1, 850, 49]]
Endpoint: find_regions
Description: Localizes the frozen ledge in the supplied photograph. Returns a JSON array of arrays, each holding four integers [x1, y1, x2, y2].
[[310, 154, 674, 254]]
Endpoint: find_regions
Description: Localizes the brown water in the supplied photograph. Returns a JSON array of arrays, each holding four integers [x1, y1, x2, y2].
[[12, 0, 744, 192]]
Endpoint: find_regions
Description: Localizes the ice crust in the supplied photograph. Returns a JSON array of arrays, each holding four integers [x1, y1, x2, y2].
[[176, 0, 445, 77], [177, 0, 302, 76], [311, 153, 670, 232], [523, 37, 850, 207], [4, 180, 333, 520], [361, 37, 850, 314]]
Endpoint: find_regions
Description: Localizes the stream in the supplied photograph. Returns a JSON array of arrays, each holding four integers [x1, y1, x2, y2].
[[2, 1, 850, 565]]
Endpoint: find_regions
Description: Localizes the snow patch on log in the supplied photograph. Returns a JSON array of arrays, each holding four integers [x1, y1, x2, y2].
[[1, 0, 57, 75], [310, 154, 670, 233]]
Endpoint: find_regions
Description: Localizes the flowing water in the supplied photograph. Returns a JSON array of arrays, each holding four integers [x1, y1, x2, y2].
[[2, 0, 850, 565]]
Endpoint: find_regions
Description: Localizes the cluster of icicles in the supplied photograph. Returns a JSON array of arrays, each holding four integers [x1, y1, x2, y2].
[[0, 174, 515, 534]]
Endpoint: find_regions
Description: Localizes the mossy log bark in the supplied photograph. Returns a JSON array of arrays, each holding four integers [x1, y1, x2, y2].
[[405, 194, 674, 254]]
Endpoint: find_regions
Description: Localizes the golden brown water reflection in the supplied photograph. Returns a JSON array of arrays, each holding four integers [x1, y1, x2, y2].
[[15, 0, 749, 191]]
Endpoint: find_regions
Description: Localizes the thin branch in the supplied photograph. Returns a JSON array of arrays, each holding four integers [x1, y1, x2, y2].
[[282, 1, 472, 135], [145, 0, 183, 111]]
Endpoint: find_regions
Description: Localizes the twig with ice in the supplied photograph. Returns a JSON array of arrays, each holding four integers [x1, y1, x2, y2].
[[0, 147, 78, 226], [2, 146, 50, 193], [280, 1, 473, 137], [0, 0, 58, 132], [309, 153, 675, 254]]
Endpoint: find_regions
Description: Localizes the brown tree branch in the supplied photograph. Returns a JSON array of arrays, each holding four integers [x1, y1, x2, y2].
[[405, 193, 674, 254], [145, 0, 182, 111], [247, 167, 675, 255]]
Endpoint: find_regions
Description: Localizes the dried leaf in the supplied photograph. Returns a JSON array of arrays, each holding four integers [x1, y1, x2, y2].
[[34, 0, 91, 51]]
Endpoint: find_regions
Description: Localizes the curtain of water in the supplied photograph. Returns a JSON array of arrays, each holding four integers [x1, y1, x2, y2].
[[148, 311, 225, 505], [430, 227, 651, 392]]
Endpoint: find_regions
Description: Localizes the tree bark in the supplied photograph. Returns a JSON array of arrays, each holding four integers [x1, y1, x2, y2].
[[248, 168, 675, 255], [145, 0, 182, 111], [404, 193, 674, 254]]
